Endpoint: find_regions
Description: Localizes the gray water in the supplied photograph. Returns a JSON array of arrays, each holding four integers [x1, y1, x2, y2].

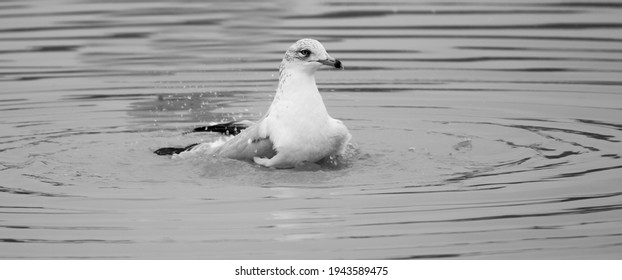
[[1, 0, 622, 259]]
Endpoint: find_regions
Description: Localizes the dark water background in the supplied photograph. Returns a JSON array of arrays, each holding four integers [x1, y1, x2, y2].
[[1, 0, 622, 259]]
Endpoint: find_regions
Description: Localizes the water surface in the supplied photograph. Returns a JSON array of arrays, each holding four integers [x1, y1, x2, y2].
[[1, 0, 622, 259]]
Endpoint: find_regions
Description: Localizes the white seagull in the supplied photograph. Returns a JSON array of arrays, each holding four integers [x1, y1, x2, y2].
[[156, 39, 351, 169]]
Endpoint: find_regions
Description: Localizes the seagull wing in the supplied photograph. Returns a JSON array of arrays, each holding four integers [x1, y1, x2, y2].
[[215, 116, 276, 161], [182, 120, 255, 136]]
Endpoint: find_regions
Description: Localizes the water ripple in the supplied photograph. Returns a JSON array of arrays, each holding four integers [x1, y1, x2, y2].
[[0, 0, 621, 259]]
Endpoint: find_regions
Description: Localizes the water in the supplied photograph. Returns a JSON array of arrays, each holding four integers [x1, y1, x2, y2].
[[1, 0, 622, 259]]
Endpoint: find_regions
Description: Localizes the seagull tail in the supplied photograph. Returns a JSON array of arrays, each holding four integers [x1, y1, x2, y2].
[[154, 143, 199, 156], [155, 120, 254, 156]]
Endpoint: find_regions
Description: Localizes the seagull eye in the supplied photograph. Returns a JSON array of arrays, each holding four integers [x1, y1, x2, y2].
[[299, 49, 311, 57]]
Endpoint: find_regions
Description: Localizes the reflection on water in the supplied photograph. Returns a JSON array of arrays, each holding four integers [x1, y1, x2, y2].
[[1, 0, 622, 259]]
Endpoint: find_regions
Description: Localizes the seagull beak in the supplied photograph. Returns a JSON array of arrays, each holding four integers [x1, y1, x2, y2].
[[318, 56, 343, 70]]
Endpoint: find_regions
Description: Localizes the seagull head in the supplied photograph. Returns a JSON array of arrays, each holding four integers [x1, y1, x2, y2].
[[280, 38, 343, 74]]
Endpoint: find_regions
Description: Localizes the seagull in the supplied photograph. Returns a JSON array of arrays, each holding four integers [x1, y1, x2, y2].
[[155, 39, 351, 169]]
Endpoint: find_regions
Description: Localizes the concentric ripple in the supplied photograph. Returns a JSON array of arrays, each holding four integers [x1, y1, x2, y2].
[[1, 0, 621, 259]]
